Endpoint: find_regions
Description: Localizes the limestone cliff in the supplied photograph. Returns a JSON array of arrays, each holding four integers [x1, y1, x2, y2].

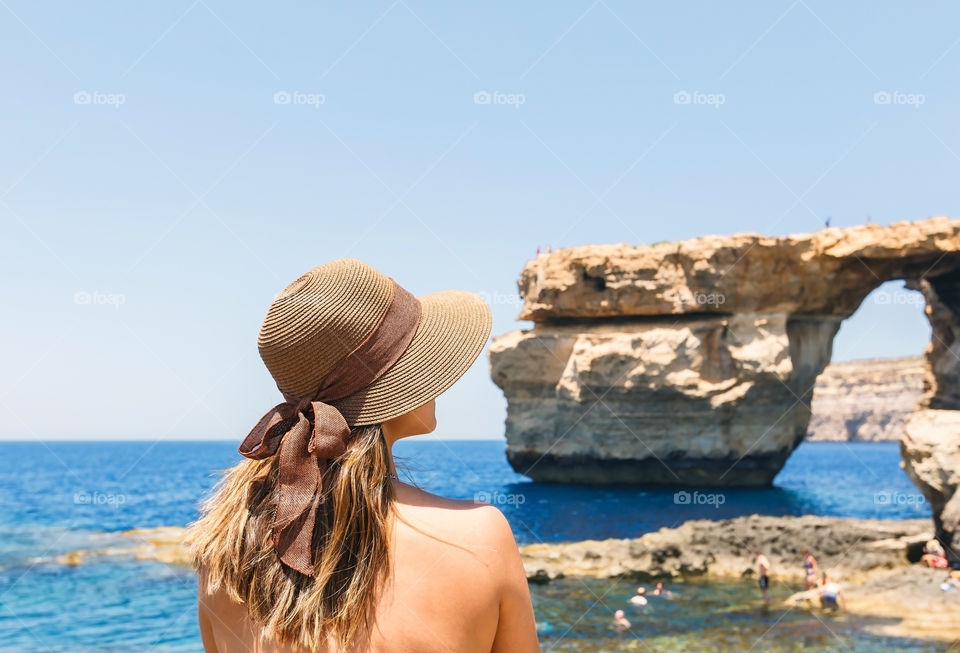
[[807, 357, 924, 442], [901, 410, 960, 559], [490, 217, 960, 490]]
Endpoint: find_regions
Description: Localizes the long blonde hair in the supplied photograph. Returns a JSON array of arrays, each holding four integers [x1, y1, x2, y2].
[[186, 424, 393, 650]]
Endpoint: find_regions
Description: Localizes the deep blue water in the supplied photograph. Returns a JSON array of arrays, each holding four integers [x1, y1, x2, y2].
[[0, 440, 932, 651]]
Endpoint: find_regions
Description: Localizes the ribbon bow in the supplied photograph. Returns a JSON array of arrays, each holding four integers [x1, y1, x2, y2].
[[238, 393, 350, 575], [238, 279, 422, 577]]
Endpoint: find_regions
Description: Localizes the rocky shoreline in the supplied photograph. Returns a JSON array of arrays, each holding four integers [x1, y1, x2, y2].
[[520, 514, 960, 641], [520, 514, 930, 582], [48, 514, 960, 641]]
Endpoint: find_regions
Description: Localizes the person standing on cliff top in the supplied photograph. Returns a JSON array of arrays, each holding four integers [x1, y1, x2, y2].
[[754, 550, 771, 605]]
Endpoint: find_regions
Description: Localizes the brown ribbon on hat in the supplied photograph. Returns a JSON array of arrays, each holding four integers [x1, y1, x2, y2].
[[238, 280, 421, 576]]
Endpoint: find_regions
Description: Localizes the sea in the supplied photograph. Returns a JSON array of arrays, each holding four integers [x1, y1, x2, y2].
[[0, 440, 941, 652]]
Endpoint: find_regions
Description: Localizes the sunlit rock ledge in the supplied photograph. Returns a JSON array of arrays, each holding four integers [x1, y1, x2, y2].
[[519, 514, 930, 583]]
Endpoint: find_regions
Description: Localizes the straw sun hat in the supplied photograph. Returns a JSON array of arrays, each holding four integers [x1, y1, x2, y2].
[[240, 258, 492, 575], [256, 257, 492, 425]]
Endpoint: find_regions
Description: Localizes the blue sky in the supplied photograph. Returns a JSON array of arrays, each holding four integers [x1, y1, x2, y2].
[[1, 1, 956, 440]]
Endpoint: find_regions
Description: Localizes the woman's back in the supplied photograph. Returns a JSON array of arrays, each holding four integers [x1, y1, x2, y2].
[[192, 260, 537, 651], [198, 481, 536, 652]]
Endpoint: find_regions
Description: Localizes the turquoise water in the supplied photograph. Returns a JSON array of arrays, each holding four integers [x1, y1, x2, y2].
[[0, 440, 934, 651], [534, 578, 946, 652]]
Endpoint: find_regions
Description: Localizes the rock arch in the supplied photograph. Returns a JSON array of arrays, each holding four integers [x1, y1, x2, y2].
[[489, 217, 960, 551]]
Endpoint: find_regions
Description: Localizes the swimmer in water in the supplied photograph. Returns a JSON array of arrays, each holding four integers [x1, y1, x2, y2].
[[628, 587, 648, 607], [612, 609, 631, 632], [652, 582, 674, 598]]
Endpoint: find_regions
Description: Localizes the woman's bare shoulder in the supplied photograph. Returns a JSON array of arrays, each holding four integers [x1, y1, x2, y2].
[[391, 481, 515, 548]]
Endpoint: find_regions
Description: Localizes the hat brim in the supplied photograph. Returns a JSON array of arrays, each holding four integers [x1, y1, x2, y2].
[[333, 289, 492, 426]]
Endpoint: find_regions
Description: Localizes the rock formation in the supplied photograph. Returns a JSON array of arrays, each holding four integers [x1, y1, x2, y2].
[[489, 217, 960, 491], [520, 515, 930, 583], [807, 357, 924, 442], [901, 410, 960, 559], [899, 273, 960, 559]]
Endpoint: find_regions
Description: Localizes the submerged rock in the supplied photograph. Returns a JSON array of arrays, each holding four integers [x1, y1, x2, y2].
[[52, 526, 191, 566]]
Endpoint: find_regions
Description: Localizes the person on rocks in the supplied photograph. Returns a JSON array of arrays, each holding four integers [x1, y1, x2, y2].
[[754, 550, 771, 605], [818, 573, 845, 611], [801, 548, 819, 590], [921, 539, 949, 569]]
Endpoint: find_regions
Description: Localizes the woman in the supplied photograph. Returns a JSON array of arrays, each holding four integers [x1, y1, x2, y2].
[[921, 539, 949, 569], [186, 259, 539, 652], [801, 549, 818, 590]]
